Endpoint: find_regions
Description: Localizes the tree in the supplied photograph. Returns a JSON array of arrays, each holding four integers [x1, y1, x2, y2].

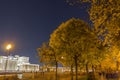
[[37, 42, 59, 80], [37, 42, 52, 66], [66, 0, 120, 32], [112, 45, 120, 71], [49, 18, 99, 80], [66, 0, 120, 73], [66, 0, 120, 45]]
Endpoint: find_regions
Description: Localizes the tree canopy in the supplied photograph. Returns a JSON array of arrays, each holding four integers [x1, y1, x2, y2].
[[66, 0, 120, 45], [49, 18, 102, 80], [37, 1, 120, 79]]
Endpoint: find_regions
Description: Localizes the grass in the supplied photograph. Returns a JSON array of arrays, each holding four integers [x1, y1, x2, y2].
[[1, 71, 116, 80], [0, 72, 92, 80], [1, 72, 119, 80]]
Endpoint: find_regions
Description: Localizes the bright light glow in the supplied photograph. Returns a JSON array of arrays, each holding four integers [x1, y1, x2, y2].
[[6, 44, 12, 50], [0, 55, 39, 72], [61, 56, 64, 59]]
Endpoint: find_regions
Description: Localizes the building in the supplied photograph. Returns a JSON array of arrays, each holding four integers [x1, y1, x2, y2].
[[0, 55, 39, 72]]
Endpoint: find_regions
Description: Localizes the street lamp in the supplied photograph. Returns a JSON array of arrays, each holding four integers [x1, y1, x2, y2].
[[6, 44, 12, 53], [4, 44, 12, 80]]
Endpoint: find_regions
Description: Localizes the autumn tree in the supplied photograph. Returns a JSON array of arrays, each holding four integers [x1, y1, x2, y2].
[[66, 0, 120, 73], [49, 18, 99, 80], [66, 0, 120, 31], [66, 0, 120, 44], [86, 0, 120, 71], [37, 43, 52, 67], [37, 42, 60, 80]]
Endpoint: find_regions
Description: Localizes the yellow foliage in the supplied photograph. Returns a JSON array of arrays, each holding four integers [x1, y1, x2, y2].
[[100, 45, 120, 70]]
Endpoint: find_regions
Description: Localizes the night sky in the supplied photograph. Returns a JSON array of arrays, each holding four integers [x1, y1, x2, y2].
[[0, 0, 89, 64]]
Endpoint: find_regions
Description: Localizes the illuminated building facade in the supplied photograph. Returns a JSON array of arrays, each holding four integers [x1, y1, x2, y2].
[[0, 55, 39, 72]]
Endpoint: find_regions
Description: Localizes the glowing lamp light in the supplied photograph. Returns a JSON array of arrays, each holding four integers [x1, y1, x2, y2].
[[61, 56, 64, 59], [6, 44, 12, 50]]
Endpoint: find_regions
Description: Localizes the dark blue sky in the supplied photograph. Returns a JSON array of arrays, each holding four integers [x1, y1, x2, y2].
[[0, 0, 89, 64]]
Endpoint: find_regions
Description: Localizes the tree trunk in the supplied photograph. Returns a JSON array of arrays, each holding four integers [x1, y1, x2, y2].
[[85, 62, 89, 75], [53, 50, 58, 80], [116, 61, 119, 71], [85, 62, 89, 80], [74, 55, 78, 80], [92, 65, 95, 79], [92, 65, 94, 73], [70, 64, 73, 80], [55, 61, 58, 80]]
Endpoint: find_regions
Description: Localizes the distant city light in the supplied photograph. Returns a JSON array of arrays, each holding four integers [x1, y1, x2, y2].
[[0, 55, 39, 72]]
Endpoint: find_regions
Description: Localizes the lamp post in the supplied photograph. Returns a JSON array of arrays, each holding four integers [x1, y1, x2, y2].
[[4, 44, 12, 80]]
